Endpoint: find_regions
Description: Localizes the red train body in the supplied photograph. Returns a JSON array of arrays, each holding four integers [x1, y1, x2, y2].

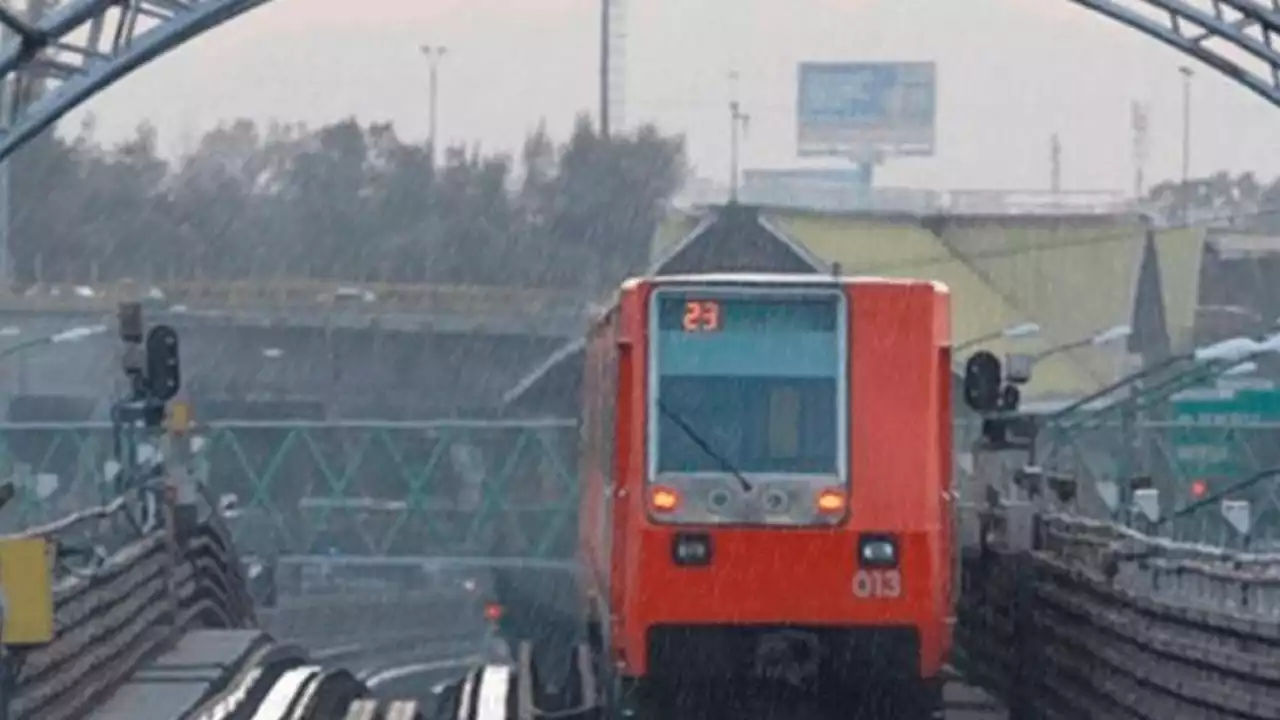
[[578, 273, 954, 714]]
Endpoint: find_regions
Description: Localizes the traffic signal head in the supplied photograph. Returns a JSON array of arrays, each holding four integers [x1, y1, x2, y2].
[[963, 351, 1003, 413], [145, 324, 181, 401]]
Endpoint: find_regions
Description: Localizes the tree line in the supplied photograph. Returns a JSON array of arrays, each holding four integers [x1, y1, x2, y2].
[[8, 114, 686, 299]]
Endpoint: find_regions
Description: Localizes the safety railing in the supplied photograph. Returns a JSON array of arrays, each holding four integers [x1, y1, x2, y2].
[[960, 505, 1280, 719], [1033, 417, 1280, 540], [677, 181, 1137, 216], [2, 485, 256, 720], [0, 420, 581, 559], [0, 279, 589, 318]]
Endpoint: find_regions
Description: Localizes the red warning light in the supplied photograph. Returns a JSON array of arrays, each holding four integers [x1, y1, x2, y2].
[[1190, 479, 1209, 499], [484, 602, 504, 622]]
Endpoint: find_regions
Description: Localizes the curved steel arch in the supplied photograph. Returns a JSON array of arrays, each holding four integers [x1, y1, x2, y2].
[[0, 1, 1276, 167], [0, 0, 272, 163], [1068, 0, 1280, 106]]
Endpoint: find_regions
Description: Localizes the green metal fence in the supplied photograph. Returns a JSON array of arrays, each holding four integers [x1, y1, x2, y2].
[[1037, 417, 1280, 544], [0, 420, 581, 559], [4, 416, 1278, 555]]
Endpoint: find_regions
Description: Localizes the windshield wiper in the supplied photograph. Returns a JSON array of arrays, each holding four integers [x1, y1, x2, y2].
[[656, 399, 753, 493]]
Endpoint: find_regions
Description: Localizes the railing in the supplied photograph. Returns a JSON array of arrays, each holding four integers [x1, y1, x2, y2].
[[1019, 417, 1280, 543], [0, 420, 581, 559], [0, 279, 589, 318], [10, 414, 1280, 718], [676, 181, 1138, 216], [960, 505, 1280, 719], [2, 487, 256, 720], [10, 417, 1280, 557]]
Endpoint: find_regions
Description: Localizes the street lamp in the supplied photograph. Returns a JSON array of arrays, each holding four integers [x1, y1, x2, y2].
[[1193, 335, 1261, 362], [0, 324, 107, 362], [1050, 331, 1280, 426], [1179, 66, 1194, 213], [421, 44, 448, 165], [1032, 323, 1131, 362], [955, 322, 1041, 353], [1222, 361, 1258, 377]]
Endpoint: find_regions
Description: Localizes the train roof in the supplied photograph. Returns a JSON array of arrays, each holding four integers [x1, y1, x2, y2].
[[626, 272, 950, 294]]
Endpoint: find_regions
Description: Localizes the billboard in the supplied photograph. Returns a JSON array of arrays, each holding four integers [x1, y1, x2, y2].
[[796, 62, 936, 159]]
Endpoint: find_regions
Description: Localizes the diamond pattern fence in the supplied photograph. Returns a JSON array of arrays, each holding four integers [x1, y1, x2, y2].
[[1037, 416, 1280, 546], [0, 419, 581, 559], [6, 414, 1271, 560]]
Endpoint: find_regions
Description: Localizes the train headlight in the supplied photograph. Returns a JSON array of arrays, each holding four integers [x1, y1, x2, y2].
[[650, 485, 680, 513], [816, 488, 847, 514], [859, 534, 898, 568], [762, 489, 790, 513], [707, 488, 732, 514]]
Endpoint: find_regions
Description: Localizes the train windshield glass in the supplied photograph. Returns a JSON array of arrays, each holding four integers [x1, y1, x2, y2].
[[652, 291, 843, 475]]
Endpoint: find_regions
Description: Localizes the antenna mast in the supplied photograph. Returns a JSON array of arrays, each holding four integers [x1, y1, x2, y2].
[[1130, 101, 1149, 200], [728, 71, 750, 203]]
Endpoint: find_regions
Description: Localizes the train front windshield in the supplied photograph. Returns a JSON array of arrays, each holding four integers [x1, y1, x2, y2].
[[651, 290, 845, 476]]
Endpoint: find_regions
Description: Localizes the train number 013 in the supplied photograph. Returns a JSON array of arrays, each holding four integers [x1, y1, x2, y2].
[[852, 569, 902, 599]]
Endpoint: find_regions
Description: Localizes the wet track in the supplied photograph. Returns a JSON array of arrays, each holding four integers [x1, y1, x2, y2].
[[620, 679, 1007, 720], [364, 658, 475, 717], [345, 649, 1006, 720]]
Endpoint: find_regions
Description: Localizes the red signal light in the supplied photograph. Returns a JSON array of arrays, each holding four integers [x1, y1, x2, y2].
[[1190, 479, 1208, 499], [484, 602, 504, 622]]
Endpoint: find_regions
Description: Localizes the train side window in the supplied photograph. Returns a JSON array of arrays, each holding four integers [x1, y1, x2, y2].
[[601, 328, 619, 487], [768, 385, 800, 459]]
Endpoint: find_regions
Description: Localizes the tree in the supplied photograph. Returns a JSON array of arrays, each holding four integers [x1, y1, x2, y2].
[[4, 112, 686, 298]]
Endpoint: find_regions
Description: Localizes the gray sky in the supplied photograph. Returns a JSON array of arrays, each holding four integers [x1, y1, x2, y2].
[[66, 0, 1280, 193]]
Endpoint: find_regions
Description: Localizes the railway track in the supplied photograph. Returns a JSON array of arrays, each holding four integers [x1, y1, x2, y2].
[[622, 677, 1006, 720], [497, 640, 1006, 720]]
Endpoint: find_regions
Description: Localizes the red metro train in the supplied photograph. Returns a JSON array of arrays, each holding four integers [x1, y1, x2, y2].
[[577, 273, 955, 717]]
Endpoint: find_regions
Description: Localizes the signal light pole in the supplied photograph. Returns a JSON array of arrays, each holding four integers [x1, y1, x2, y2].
[[111, 301, 183, 534]]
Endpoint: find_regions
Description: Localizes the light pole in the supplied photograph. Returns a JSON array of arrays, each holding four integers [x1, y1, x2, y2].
[[600, 0, 611, 137], [1179, 65, 1194, 221], [421, 44, 448, 166], [728, 71, 749, 204], [955, 322, 1041, 353]]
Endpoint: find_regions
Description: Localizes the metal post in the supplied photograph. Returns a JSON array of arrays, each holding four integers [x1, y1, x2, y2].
[[729, 100, 740, 203], [429, 61, 438, 157], [421, 45, 447, 165], [0, 651, 10, 720], [1179, 66, 1193, 221], [600, 0, 610, 137], [1050, 133, 1062, 194], [0, 17, 12, 290], [728, 72, 748, 204]]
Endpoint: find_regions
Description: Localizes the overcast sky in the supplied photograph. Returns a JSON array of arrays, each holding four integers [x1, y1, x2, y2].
[[62, 0, 1280, 193]]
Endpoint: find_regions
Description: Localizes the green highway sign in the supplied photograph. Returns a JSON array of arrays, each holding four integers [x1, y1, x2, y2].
[[1168, 385, 1280, 485]]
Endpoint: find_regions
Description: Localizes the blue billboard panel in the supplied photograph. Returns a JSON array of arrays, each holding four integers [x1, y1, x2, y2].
[[797, 62, 936, 158]]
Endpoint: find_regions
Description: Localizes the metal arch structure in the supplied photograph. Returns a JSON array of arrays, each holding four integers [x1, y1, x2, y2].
[[1068, 0, 1280, 107], [0, 2, 1271, 170], [0, 0, 272, 163]]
